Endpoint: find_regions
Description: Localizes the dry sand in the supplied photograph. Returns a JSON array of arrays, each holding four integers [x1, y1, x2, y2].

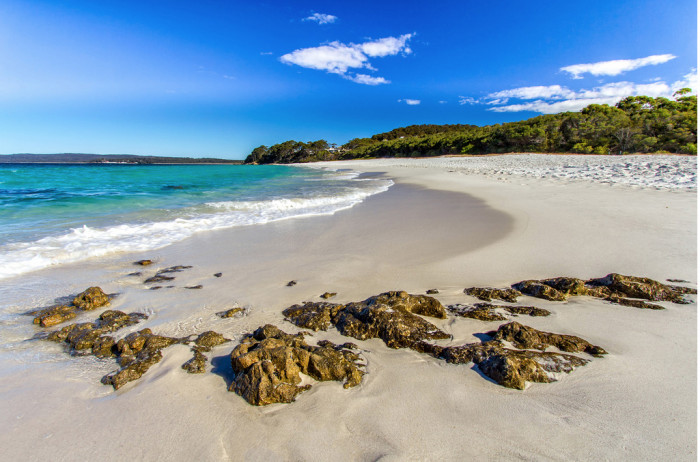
[[0, 155, 696, 461]]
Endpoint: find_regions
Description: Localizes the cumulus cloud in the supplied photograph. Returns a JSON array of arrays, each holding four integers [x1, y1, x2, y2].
[[458, 96, 479, 105], [347, 74, 390, 85], [303, 13, 337, 24], [487, 76, 694, 114], [398, 99, 420, 105], [280, 34, 413, 85], [561, 54, 676, 79], [487, 85, 575, 102]]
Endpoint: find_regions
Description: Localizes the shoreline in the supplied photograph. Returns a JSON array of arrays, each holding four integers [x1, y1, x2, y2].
[[0, 156, 696, 460]]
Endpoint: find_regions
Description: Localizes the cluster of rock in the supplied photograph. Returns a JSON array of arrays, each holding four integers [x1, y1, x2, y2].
[[278, 290, 607, 394], [505, 273, 695, 308], [229, 324, 364, 405], [29, 285, 231, 390], [31, 287, 111, 327], [143, 265, 194, 287]]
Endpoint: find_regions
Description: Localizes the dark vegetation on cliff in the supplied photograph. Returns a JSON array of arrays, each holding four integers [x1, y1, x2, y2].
[[244, 90, 697, 164]]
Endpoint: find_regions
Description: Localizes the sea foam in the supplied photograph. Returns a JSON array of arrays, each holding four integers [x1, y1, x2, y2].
[[0, 176, 392, 280]]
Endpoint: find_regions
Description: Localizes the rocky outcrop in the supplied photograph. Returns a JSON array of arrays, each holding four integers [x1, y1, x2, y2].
[[229, 325, 364, 405], [182, 348, 208, 374], [447, 303, 550, 321], [32, 286, 111, 327], [464, 287, 522, 303], [283, 292, 450, 350], [320, 292, 337, 299], [511, 273, 696, 307]]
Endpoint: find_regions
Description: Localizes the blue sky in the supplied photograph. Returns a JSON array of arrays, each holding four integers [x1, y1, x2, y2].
[[0, 0, 696, 158]]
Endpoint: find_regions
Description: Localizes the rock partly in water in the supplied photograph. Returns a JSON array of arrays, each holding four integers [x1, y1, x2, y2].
[[464, 287, 522, 303], [144, 275, 175, 284], [229, 324, 364, 406], [217, 307, 245, 318], [33, 305, 77, 327], [157, 265, 193, 274], [72, 287, 110, 311]]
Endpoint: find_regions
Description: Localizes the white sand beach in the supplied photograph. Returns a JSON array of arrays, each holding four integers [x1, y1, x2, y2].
[[0, 154, 696, 461]]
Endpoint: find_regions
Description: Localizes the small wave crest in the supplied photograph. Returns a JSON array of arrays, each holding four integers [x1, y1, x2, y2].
[[0, 177, 392, 280]]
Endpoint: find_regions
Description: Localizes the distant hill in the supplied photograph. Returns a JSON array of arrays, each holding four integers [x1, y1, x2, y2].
[[0, 153, 243, 164]]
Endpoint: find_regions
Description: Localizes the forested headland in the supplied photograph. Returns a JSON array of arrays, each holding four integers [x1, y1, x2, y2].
[[244, 90, 697, 164]]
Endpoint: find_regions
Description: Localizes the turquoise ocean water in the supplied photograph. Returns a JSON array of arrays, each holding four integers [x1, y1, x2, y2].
[[0, 163, 392, 279]]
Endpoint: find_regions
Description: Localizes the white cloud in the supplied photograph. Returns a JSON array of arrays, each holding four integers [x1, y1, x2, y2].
[[347, 74, 390, 85], [458, 96, 479, 105], [360, 34, 413, 57], [561, 54, 676, 79], [487, 85, 576, 102], [303, 13, 337, 25], [398, 99, 420, 105], [487, 75, 695, 114], [280, 34, 414, 85]]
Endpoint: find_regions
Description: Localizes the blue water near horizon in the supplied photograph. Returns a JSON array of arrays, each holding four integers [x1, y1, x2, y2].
[[0, 163, 392, 279]]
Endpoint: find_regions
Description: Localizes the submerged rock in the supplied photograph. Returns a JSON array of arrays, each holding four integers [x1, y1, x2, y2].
[[229, 324, 364, 406], [157, 265, 193, 274], [464, 287, 522, 303], [144, 275, 175, 284]]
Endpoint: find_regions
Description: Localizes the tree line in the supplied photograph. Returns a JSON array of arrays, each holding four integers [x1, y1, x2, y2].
[[244, 90, 697, 164]]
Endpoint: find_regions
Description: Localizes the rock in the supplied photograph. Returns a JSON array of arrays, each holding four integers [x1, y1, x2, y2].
[[134, 260, 153, 266], [33, 305, 77, 327], [488, 321, 607, 357], [440, 341, 589, 390], [540, 277, 589, 296], [157, 265, 193, 274], [182, 349, 207, 374], [447, 304, 508, 321], [426, 289, 439, 294], [185, 285, 203, 290], [228, 324, 364, 406], [194, 331, 230, 350], [217, 307, 244, 318], [127, 272, 142, 277], [334, 298, 450, 349], [286, 280, 297, 287], [361, 291, 447, 319], [214, 273, 223, 278], [283, 302, 343, 331], [92, 336, 117, 358], [667, 278, 690, 283], [102, 348, 163, 390], [464, 287, 522, 303], [72, 287, 110, 311], [320, 292, 337, 299], [511, 280, 567, 301], [144, 275, 175, 284], [587, 273, 696, 304], [605, 296, 664, 310], [498, 304, 551, 317]]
